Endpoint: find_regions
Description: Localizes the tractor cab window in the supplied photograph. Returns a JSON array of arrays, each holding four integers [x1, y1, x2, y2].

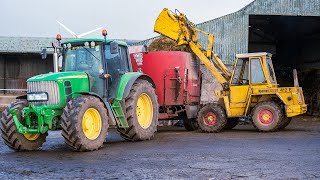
[[63, 45, 104, 96], [104, 44, 129, 98], [266, 58, 276, 83], [232, 58, 249, 85], [250, 58, 266, 84]]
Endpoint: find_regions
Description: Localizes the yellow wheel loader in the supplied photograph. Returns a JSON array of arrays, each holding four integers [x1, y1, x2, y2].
[[154, 8, 307, 132]]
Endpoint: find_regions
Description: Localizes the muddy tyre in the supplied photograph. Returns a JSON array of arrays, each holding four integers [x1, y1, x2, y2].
[[224, 118, 238, 130], [197, 104, 227, 133], [61, 96, 108, 151], [0, 100, 47, 151], [252, 101, 282, 132], [278, 117, 292, 130], [118, 79, 158, 141]]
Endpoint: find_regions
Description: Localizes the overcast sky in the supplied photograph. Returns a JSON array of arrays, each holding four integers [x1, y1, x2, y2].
[[1, 0, 254, 40]]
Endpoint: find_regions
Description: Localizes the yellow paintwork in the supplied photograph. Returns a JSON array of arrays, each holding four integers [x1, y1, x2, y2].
[[24, 133, 40, 141], [154, 8, 307, 119], [136, 93, 153, 129], [82, 108, 102, 140]]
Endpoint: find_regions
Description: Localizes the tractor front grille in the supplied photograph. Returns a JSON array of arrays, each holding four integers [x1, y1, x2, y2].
[[27, 81, 60, 106]]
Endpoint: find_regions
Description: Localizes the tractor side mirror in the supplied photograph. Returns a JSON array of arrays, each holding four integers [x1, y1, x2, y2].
[[110, 42, 119, 54], [41, 48, 47, 60]]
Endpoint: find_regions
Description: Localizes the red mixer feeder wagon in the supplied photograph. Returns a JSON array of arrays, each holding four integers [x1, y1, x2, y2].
[[130, 51, 201, 131]]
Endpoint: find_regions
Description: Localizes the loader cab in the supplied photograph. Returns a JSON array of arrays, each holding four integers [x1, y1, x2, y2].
[[231, 52, 277, 87], [229, 52, 277, 116], [61, 38, 131, 99]]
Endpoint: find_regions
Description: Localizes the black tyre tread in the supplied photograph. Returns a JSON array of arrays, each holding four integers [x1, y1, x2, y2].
[[61, 96, 108, 151], [118, 79, 158, 141], [252, 101, 283, 132], [224, 118, 238, 130], [0, 100, 47, 151], [196, 103, 227, 133], [183, 118, 199, 131]]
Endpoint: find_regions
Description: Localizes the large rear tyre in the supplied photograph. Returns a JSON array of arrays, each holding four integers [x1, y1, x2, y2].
[[196, 104, 227, 133], [61, 96, 109, 151], [252, 101, 282, 132], [118, 79, 158, 141], [0, 100, 47, 151], [224, 118, 238, 130]]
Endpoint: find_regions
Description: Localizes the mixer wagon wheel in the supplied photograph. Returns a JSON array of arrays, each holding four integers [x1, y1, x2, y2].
[[179, 112, 198, 131], [61, 96, 109, 151], [0, 100, 47, 151], [252, 101, 283, 132], [196, 103, 227, 133], [224, 118, 239, 130], [118, 79, 158, 141]]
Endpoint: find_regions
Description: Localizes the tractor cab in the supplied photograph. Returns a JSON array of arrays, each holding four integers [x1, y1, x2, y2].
[[61, 38, 132, 99]]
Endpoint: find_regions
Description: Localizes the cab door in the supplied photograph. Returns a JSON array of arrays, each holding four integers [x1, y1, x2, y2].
[[229, 58, 250, 116], [104, 44, 130, 99]]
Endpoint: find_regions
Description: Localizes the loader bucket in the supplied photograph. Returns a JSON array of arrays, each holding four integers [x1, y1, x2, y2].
[[154, 8, 183, 43]]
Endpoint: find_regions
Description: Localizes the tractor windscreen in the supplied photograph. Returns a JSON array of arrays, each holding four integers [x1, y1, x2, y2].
[[63, 44, 104, 96]]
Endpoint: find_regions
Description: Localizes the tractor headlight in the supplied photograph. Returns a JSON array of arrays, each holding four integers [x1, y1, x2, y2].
[[27, 92, 48, 102]]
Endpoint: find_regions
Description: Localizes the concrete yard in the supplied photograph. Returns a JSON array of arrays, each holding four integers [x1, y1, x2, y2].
[[0, 116, 319, 180]]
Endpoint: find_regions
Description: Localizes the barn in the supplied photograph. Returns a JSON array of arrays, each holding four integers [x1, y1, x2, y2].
[[134, 0, 320, 116]]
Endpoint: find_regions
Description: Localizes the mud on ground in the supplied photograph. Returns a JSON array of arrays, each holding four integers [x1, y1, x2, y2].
[[0, 116, 319, 179]]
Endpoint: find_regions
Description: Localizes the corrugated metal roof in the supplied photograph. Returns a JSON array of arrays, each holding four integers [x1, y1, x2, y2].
[[0, 37, 140, 54], [133, 0, 320, 64]]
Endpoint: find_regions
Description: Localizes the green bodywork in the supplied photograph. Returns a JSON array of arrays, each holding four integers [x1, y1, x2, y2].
[[10, 38, 149, 135]]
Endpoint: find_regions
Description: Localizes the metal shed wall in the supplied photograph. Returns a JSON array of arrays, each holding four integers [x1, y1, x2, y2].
[[133, 0, 320, 64]]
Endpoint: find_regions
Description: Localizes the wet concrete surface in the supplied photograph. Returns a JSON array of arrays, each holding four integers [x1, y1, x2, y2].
[[0, 116, 319, 180]]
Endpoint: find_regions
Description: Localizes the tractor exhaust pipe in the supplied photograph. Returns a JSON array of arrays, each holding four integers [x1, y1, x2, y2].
[[293, 69, 299, 87], [53, 51, 59, 73]]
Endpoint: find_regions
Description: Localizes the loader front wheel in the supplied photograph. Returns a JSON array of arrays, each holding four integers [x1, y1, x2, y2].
[[0, 100, 47, 151], [252, 101, 282, 132], [197, 104, 227, 133], [118, 79, 158, 141], [61, 96, 108, 151]]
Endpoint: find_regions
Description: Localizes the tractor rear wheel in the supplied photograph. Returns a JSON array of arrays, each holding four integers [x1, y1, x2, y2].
[[252, 101, 282, 132], [61, 96, 108, 151], [0, 100, 47, 151], [118, 79, 158, 141], [196, 104, 227, 133], [224, 118, 238, 130]]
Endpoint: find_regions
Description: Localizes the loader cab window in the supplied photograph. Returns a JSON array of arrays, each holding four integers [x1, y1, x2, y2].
[[250, 58, 266, 84], [232, 58, 249, 85], [266, 58, 276, 83]]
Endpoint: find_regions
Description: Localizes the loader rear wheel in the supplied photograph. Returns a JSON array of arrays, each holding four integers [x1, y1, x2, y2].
[[197, 104, 227, 133], [278, 117, 292, 130], [118, 79, 158, 141], [224, 118, 238, 130], [0, 100, 47, 151], [61, 96, 108, 151], [252, 101, 282, 132]]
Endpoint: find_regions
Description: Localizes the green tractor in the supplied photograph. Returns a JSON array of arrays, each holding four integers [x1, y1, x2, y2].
[[0, 31, 158, 151]]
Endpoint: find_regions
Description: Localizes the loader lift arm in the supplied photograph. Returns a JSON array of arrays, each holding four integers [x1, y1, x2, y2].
[[154, 8, 231, 87]]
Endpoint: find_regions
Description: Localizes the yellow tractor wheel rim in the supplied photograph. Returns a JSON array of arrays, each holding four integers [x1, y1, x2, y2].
[[82, 108, 102, 140], [24, 133, 40, 141], [136, 93, 153, 129]]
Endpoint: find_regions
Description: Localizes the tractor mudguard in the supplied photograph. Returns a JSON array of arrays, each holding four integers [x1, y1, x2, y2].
[[73, 92, 116, 126], [116, 72, 155, 100]]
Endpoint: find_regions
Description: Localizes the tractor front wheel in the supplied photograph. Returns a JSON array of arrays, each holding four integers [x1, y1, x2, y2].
[[196, 104, 227, 133], [252, 101, 282, 132], [61, 96, 108, 151], [118, 79, 158, 141], [0, 100, 47, 151]]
